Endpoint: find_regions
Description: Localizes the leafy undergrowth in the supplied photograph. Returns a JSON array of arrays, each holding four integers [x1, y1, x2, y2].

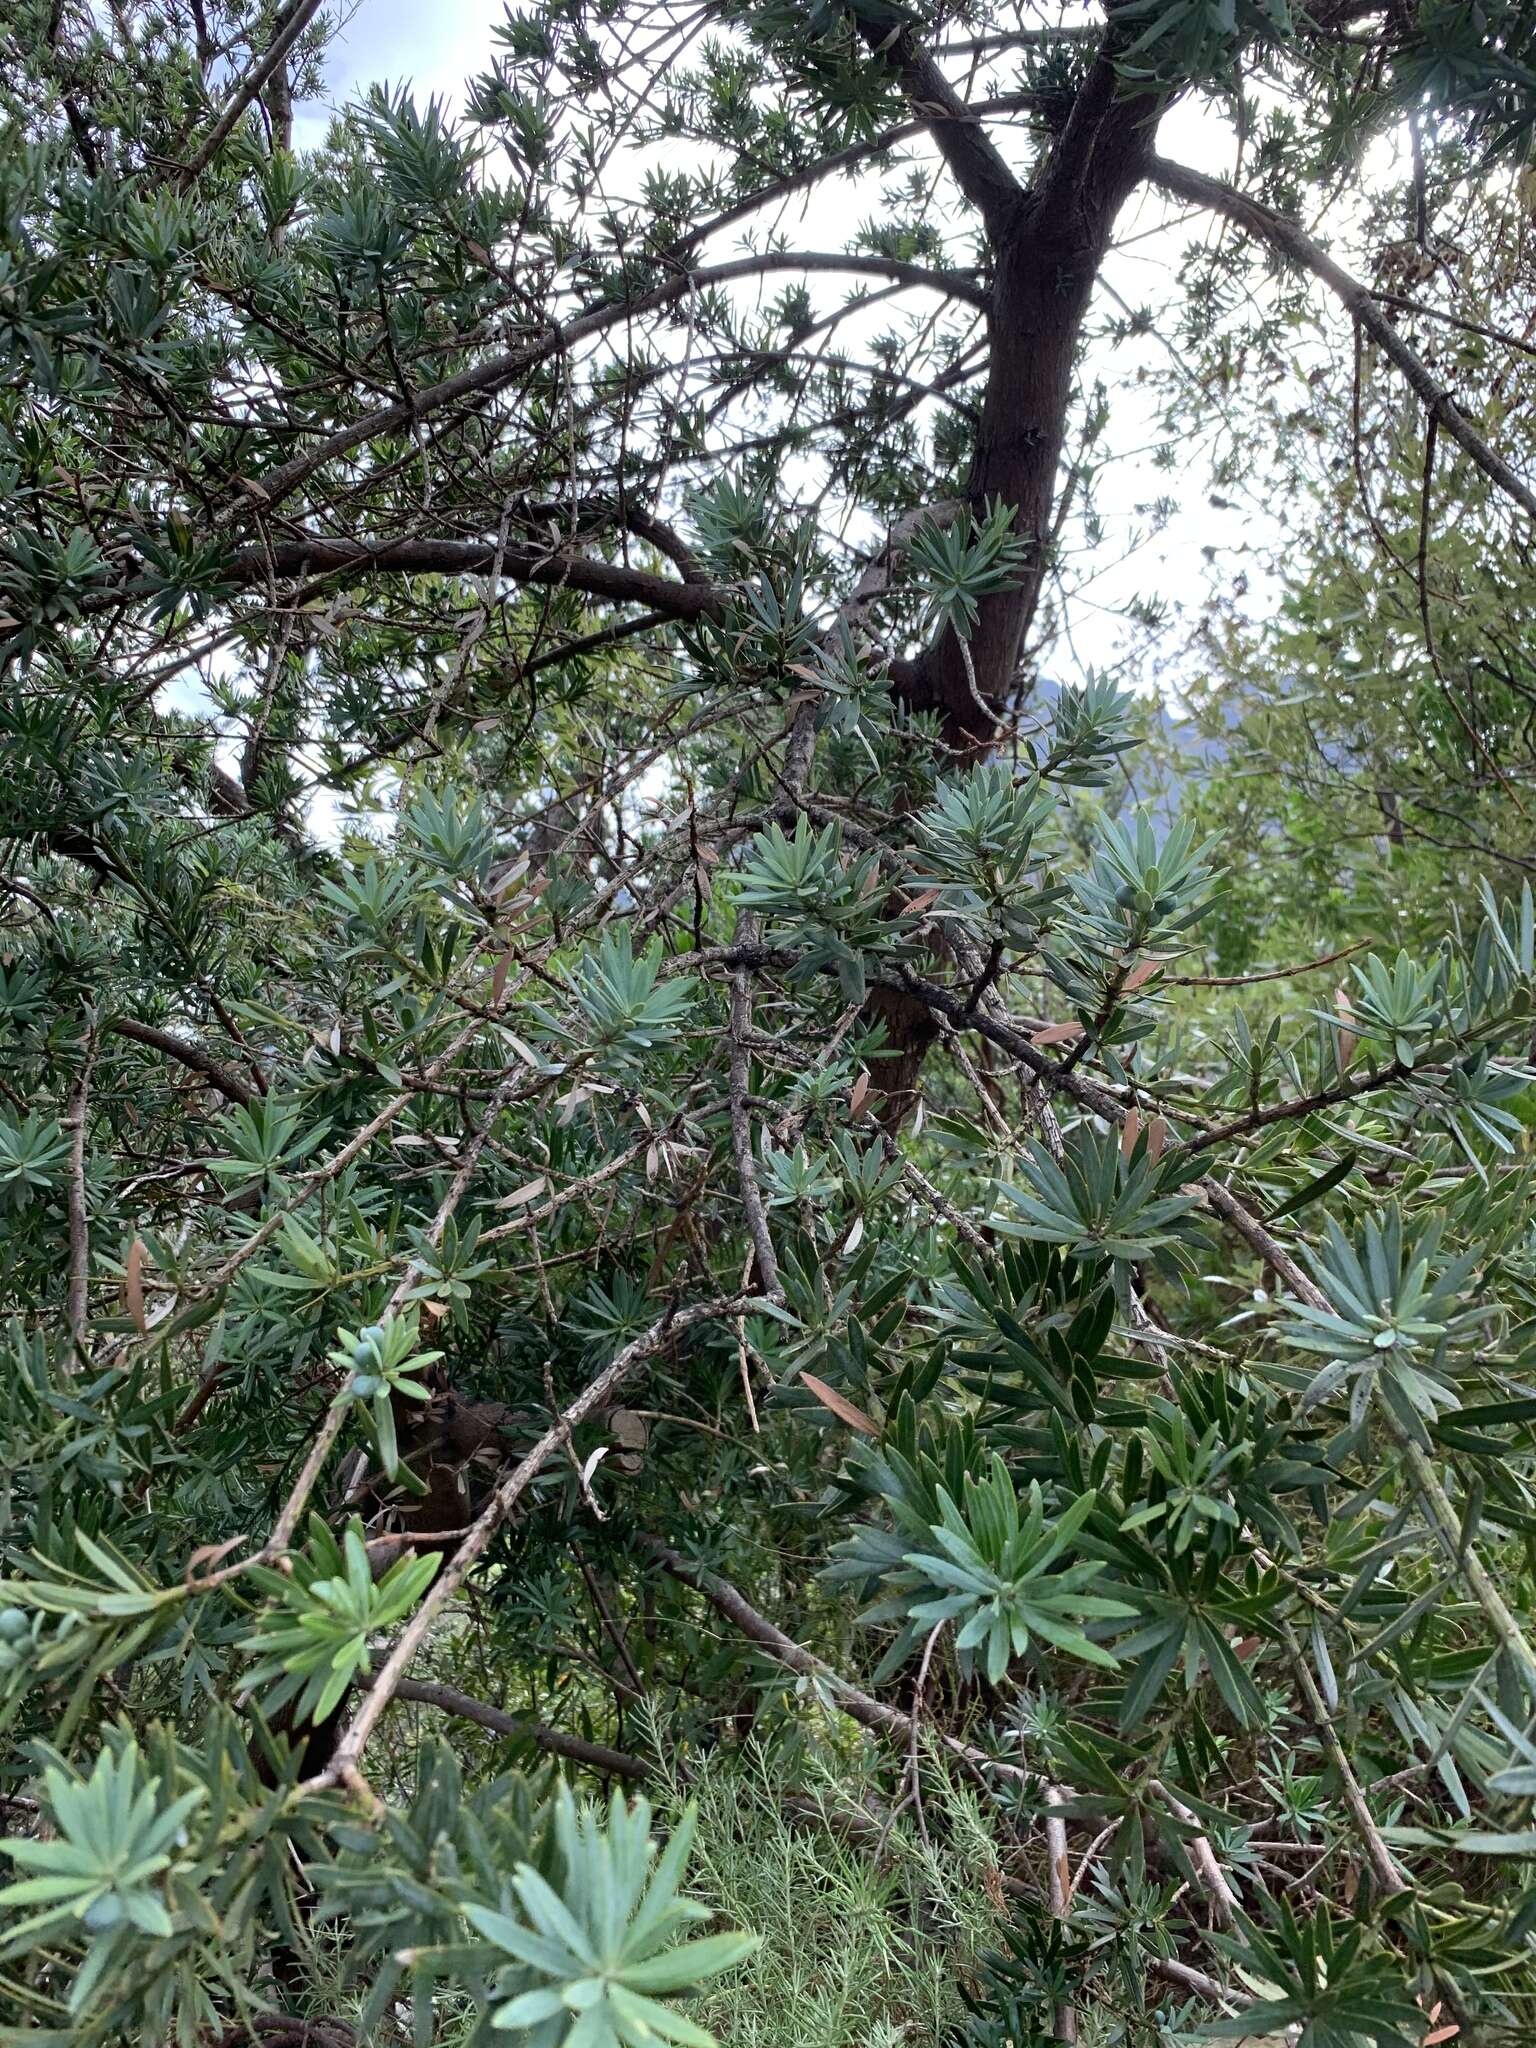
[[653, 1739, 1002, 2048]]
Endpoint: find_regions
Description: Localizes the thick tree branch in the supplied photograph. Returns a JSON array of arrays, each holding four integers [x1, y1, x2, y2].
[[111, 1016, 259, 1107], [181, 0, 325, 183], [224, 538, 723, 620], [1166, 1057, 1413, 1161], [1148, 155, 1536, 525], [667, 91, 1049, 266], [898, 35, 1163, 741], [229, 252, 989, 528], [0, 253, 994, 662], [1281, 1627, 1408, 1897], [860, 27, 1025, 240]]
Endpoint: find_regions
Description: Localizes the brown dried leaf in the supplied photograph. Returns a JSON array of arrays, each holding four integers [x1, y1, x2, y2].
[[1121, 1107, 1141, 1161], [849, 1071, 871, 1119], [799, 1372, 878, 1437], [125, 1237, 148, 1335], [1122, 956, 1164, 993], [184, 1534, 243, 1587], [1146, 1116, 1168, 1165], [1031, 1020, 1084, 1047]]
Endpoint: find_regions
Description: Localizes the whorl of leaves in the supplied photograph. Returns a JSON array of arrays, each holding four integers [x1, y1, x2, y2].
[[3, 1, 1536, 2045]]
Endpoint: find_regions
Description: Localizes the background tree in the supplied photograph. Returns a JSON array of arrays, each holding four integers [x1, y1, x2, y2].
[[3, 1, 1536, 2044], [1166, 163, 1536, 970]]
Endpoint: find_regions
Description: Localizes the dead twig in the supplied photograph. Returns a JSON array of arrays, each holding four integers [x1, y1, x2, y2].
[[63, 1021, 98, 1368]]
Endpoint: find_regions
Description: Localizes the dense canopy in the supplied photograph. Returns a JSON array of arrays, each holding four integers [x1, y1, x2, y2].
[[4, 1, 1536, 2044]]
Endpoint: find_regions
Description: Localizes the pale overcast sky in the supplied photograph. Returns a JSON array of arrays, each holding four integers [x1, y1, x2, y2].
[[288, 3, 1274, 695]]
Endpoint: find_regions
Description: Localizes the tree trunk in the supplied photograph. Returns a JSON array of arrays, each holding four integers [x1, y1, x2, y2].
[[876, 61, 1162, 1103]]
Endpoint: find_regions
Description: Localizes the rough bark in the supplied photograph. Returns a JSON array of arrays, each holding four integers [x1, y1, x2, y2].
[[898, 48, 1164, 744], [873, 32, 1164, 1101]]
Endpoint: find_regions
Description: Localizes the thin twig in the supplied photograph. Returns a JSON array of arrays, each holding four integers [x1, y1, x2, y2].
[[1044, 1776, 1077, 2044], [63, 1021, 98, 1368], [392, 1677, 647, 1779], [309, 1295, 755, 1793], [728, 913, 782, 1300], [1282, 1626, 1407, 1897], [1151, 1781, 1239, 1929]]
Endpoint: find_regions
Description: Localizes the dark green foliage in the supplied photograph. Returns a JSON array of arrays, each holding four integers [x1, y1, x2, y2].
[[4, 1, 1536, 2044]]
